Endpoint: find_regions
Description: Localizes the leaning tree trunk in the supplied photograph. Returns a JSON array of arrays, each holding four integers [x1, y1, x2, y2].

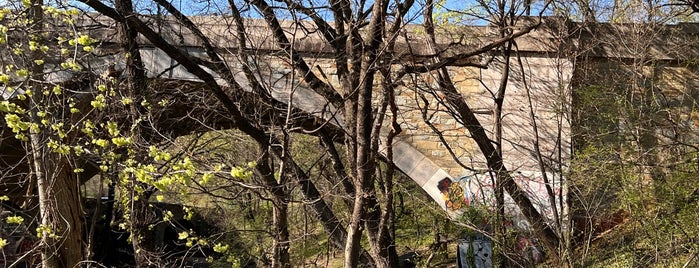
[[420, 12, 561, 256]]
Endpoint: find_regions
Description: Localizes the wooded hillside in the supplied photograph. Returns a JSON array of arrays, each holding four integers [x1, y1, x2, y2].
[[0, 0, 698, 267]]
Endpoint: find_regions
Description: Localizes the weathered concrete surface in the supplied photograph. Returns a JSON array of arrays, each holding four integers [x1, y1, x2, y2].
[[119, 39, 573, 216]]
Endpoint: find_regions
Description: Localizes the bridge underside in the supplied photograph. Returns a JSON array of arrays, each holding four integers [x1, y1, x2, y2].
[[2, 39, 571, 228]]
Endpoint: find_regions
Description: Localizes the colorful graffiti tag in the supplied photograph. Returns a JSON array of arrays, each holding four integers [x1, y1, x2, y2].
[[464, 172, 565, 225], [437, 176, 470, 211]]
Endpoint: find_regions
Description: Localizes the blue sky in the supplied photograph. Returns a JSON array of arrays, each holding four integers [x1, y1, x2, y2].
[[66, 0, 548, 25]]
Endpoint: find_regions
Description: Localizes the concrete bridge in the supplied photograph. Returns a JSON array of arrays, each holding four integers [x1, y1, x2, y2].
[[97, 16, 573, 220], [3, 14, 699, 226]]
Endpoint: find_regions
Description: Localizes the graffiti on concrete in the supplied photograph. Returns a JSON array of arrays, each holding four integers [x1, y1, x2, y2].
[[467, 171, 565, 226], [516, 234, 543, 264], [437, 176, 470, 211], [457, 232, 493, 268]]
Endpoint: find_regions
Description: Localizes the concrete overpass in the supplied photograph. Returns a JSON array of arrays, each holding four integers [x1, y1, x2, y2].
[[81, 15, 573, 222]]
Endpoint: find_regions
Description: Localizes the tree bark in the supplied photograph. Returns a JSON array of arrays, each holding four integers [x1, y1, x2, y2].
[[129, 192, 157, 267], [255, 146, 291, 268], [272, 198, 291, 268], [29, 0, 84, 266], [113, 0, 155, 266]]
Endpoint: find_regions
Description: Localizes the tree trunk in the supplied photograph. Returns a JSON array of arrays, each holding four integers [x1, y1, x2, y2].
[[344, 88, 375, 267], [32, 150, 84, 268], [32, 141, 58, 268], [442, 85, 561, 254], [272, 200, 291, 268], [113, 0, 156, 264], [344, 0, 389, 265], [29, 0, 84, 266], [492, 18, 513, 268], [130, 193, 157, 267], [255, 146, 291, 268]]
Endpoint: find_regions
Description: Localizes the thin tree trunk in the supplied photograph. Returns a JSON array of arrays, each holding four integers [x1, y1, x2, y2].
[[256, 146, 291, 268], [29, 0, 84, 266], [114, 0, 154, 266], [370, 76, 402, 268], [344, 0, 389, 265], [443, 84, 561, 254], [31, 131, 59, 268], [129, 193, 157, 267], [493, 4, 520, 263], [272, 199, 291, 268], [32, 150, 84, 268], [28, 0, 57, 266]]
